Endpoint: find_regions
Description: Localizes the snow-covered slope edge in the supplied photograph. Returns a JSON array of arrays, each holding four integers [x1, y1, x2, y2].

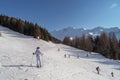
[[0, 26, 119, 80]]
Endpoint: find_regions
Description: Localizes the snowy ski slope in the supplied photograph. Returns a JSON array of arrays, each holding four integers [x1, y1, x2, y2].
[[0, 26, 120, 80]]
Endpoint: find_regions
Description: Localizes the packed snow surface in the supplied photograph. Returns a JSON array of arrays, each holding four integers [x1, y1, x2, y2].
[[0, 26, 120, 80]]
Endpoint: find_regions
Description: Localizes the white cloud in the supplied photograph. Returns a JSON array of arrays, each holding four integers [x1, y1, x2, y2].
[[110, 3, 118, 8]]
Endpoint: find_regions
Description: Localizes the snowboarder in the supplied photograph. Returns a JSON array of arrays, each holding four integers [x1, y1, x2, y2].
[[96, 66, 100, 74], [33, 47, 43, 68], [111, 72, 114, 77]]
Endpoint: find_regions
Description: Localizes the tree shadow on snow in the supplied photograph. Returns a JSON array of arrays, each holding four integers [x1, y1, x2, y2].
[[62, 46, 120, 67], [1, 27, 33, 39], [113, 67, 120, 70], [2, 64, 36, 68], [62, 46, 105, 60], [93, 60, 120, 66]]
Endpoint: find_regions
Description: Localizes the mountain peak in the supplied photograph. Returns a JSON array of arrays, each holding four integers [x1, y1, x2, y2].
[[93, 26, 104, 30]]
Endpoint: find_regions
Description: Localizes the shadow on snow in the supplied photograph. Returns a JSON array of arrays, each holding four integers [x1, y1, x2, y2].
[[61, 46, 120, 68], [2, 64, 36, 68]]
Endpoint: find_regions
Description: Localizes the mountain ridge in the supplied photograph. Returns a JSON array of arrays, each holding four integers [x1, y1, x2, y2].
[[50, 26, 120, 40]]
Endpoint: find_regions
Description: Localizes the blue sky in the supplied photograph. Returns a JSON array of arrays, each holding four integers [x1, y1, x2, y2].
[[0, 0, 120, 31]]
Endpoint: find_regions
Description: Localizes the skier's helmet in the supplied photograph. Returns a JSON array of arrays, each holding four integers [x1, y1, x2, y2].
[[36, 47, 40, 49]]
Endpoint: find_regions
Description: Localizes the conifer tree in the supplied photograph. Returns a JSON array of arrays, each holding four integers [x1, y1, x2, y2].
[[0, 14, 61, 43]]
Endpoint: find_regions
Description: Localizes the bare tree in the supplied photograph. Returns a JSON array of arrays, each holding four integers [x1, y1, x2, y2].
[[85, 34, 93, 53]]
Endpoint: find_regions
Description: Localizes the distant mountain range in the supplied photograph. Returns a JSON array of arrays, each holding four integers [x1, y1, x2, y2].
[[50, 26, 120, 40]]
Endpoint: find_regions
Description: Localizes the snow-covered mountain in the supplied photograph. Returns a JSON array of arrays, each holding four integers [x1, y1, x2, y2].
[[50, 26, 120, 40], [0, 26, 120, 80]]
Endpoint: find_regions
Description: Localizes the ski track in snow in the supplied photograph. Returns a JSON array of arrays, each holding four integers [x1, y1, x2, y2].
[[0, 26, 120, 80]]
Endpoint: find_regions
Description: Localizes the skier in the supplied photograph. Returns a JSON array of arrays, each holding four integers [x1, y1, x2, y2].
[[86, 53, 88, 57], [58, 48, 60, 52], [77, 55, 79, 58], [96, 66, 100, 74], [37, 36, 40, 40], [0, 32, 1, 36], [111, 72, 114, 77], [33, 47, 43, 68], [64, 54, 66, 58], [87, 51, 91, 57]]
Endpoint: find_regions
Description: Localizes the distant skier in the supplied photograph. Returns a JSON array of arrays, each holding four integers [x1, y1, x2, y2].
[[58, 48, 60, 52], [64, 54, 66, 58], [111, 72, 114, 77], [77, 55, 79, 58], [96, 66, 100, 74], [0, 32, 1, 36], [68, 54, 70, 58], [86, 53, 89, 57], [33, 47, 43, 68], [37, 36, 40, 40]]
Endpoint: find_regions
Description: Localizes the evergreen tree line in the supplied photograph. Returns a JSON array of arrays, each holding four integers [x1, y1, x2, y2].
[[0, 14, 61, 43], [63, 32, 120, 60]]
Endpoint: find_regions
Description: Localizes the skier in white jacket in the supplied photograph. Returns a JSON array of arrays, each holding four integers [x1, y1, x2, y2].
[[33, 47, 43, 68]]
